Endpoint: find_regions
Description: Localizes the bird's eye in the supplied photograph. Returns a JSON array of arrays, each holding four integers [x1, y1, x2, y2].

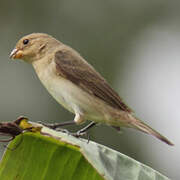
[[23, 39, 29, 45]]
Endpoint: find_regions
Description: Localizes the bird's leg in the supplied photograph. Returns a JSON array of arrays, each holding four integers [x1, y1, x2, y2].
[[38, 121, 76, 129], [72, 122, 97, 137], [39, 114, 97, 138], [38, 113, 84, 129]]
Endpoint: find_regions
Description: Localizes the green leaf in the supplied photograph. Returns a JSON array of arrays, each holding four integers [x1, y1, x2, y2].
[[0, 123, 170, 180]]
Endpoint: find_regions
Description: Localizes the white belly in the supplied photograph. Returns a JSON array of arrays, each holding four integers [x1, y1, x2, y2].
[[36, 63, 110, 122]]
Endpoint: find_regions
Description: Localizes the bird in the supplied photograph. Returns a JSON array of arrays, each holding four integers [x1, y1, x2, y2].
[[10, 33, 173, 146]]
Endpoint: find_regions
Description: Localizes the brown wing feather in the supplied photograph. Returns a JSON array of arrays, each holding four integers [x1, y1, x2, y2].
[[54, 47, 132, 112]]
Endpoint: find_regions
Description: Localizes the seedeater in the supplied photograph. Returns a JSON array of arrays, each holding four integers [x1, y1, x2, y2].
[[10, 33, 173, 145]]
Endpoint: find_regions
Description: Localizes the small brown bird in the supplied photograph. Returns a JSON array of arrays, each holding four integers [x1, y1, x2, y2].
[[10, 33, 173, 145]]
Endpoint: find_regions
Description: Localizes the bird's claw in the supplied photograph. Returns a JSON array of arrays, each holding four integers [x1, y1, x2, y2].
[[70, 130, 87, 138], [70, 131, 90, 143], [56, 128, 70, 134]]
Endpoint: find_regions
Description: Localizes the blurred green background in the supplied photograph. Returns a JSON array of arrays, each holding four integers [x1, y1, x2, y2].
[[0, 0, 179, 179]]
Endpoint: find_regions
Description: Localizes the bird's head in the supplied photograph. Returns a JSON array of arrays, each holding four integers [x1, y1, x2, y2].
[[10, 33, 61, 63]]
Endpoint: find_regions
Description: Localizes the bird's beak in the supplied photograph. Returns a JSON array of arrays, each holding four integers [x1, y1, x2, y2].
[[9, 48, 23, 59]]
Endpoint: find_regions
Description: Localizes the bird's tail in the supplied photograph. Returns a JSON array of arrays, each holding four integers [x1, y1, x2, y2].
[[130, 117, 174, 146]]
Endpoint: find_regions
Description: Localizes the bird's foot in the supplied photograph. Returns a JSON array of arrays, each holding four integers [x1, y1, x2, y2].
[[70, 130, 90, 143], [71, 130, 87, 138]]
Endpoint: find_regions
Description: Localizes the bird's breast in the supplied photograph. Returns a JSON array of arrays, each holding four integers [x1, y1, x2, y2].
[[32, 60, 119, 123], [36, 63, 76, 113]]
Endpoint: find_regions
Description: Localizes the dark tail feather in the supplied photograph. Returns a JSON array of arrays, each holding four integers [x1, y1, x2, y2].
[[131, 119, 174, 146]]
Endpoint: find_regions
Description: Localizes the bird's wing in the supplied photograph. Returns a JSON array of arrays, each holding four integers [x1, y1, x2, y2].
[[54, 48, 132, 112]]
